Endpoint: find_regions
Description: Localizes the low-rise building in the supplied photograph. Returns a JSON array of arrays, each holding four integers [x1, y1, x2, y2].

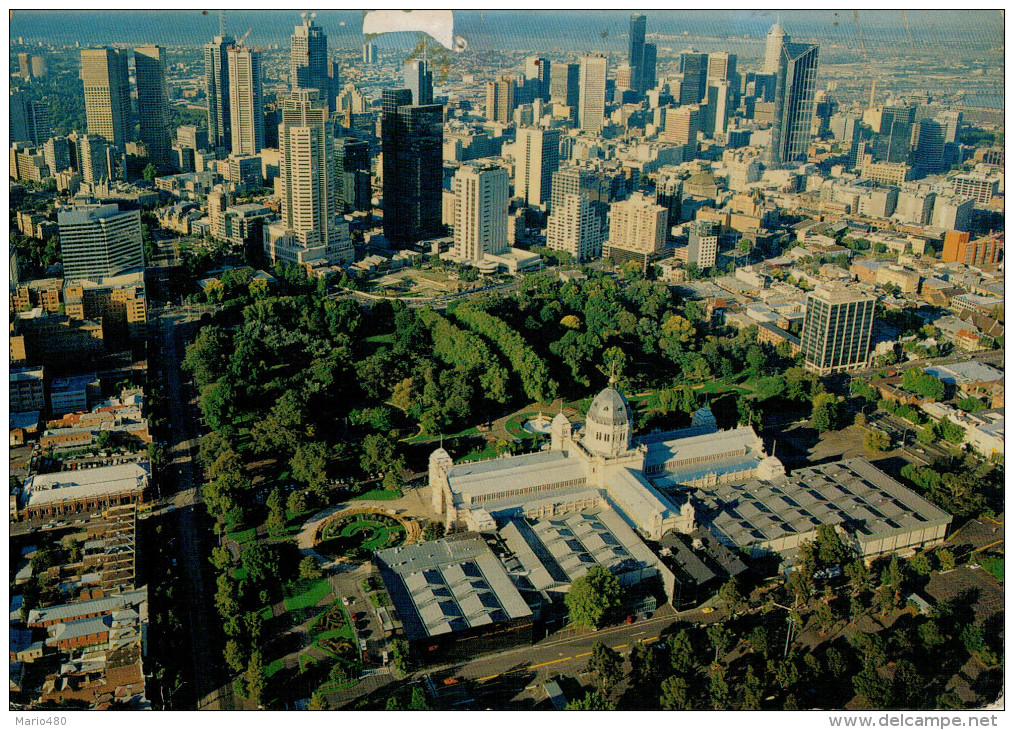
[[695, 458, 952, 559], [13, 463, 149, 521]]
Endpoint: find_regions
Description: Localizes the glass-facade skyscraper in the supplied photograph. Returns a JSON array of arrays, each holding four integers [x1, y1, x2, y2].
[[381, 89, 443, 245]]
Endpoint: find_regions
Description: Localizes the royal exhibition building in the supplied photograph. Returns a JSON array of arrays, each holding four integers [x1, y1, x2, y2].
[[373, 380, 952, 660]]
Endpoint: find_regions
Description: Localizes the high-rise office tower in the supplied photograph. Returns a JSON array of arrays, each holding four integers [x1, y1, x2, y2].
[[663, 104, 701, 147], [290, 13, 332, 114], [655, 174, 683, 231], [30, 55, 47, 78], [640, 43, 657, 92], [381, 89, 443, 244], [766, 41, 819, 167], [800, 285, 875, 375], [43, 137, 72, 175], [176, 125, 209, 152], [547, 193, 602, 262], [76, 135, 110, 184], [80, 48, 132, 148], [607, 192, 667, 253], [485, 77, 515, 124], [524, 57, 551, 102], [550, 63, 580, 124], [362, 41, 377, 64], [18, 52, 32, 80], [227, 46, 264, 156], [204, 33, 234, 151], [453, 164, 509, 262], [403, 59, 434, 105], [911, 118, 945, 176], [707, 52, 737, 85], [764, 19, 788, 73], [686, 219, 719, 269], [334, 137, 371, 213], [703, 81, 731, 137], [629, 14, 646, 91], [271, 90, 340, 252], [578, 55, 607, 134], [871, 104, 915, 164], [679, 51, 708, 105], [515, 127, 561, 209], [134, 45, 171, 166], [57, 203, 143, 282], [9, 92, 50, 145]]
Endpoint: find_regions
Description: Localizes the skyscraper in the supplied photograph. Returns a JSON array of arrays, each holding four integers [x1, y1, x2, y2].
[[80, 48, 132, 148], [381, 89, 443, 245], [629, 14, 646, 91], [800, 285, 875, 375], [547, 193, 602, 262], [764, 20, 789, 74], [57, 203, 144, 282], [227, 46, 264, 156], [265, 90, 344, 263], [204, 33, 234, 151], [485, 78, 515, 124], [290, 13, 332, 114], [362, 41, 377, 64], [679, 52, 708, 105], [524, 56, 551, 102], [640, 43, 657, 92], [703, 80, 731, 137], [766, 41, 819, 167], [9, 91, 50, 145], [134, 45, 171, 166], [515, 127, 561, 209], [663, 104, 702, 147], [334, 137, 371, 213], [18, 52, 32, 80], [686, 219, 719, 270], [871, 104, 915, 164], [453, 164, 509, 262], [76, 135, 111, 185], [578, 54, 607, 134], [550, 63, 580, 124], [607, 192, 667, 253], [403, 59, 434, 106]]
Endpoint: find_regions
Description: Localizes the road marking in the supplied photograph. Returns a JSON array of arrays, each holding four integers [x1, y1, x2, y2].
[[982, 515, 1004, 526]]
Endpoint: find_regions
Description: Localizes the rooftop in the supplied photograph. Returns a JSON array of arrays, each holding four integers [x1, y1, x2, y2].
[[21, 463, 149, 510], [696, 459, 952, 553], [374, 536, 531, 642]]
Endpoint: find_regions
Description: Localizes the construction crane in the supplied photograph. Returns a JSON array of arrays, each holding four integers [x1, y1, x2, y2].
[[236, 27, 252, 48]]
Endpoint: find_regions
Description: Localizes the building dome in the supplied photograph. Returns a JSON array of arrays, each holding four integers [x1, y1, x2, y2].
[[583, 384, 633, 458], [586, 386, 632, 427]]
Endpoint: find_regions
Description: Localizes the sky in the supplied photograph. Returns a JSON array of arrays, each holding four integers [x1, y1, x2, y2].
[[9, 9, 1004, 54]]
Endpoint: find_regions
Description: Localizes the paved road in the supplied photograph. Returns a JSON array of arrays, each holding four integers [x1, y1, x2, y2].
[[156, 308, 220, 707]]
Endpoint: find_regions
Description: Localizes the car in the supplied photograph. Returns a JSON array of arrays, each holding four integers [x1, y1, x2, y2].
[[701, 607, 715, 614], [625, 615, 634, 624]]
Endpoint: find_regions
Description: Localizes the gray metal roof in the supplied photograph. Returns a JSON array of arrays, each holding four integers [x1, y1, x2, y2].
[[697, 459, 952, 553], [374, 536, 531, 642]]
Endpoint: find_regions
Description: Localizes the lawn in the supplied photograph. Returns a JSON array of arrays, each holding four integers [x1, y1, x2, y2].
[[318, 515, 406, 558], [226, 525, 257, 544], [351, 488, 402, 501], [283, 578, 332, 612], [363, 333, 395, 345], [460, 443, 498, 463], [979, 555, 1004, 581], [265, 658, 285, 678]]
